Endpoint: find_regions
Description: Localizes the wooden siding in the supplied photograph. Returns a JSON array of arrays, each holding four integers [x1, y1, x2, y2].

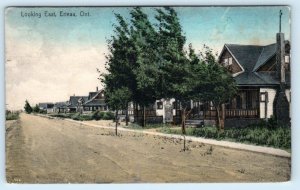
[[219, 49, 243, 74]]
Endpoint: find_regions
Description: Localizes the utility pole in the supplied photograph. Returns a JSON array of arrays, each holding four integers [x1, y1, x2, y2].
[[279, 10, 282, 33]]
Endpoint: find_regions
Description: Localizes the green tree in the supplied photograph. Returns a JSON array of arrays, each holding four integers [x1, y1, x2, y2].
[[24, 100, 33, 114], [101, 13, 136, 127], [33, 104, 40, 113], [199, 46, 237, 130], [105, 87, 132, 135], [130, 7, 160, 127], [155, 7, 195, 150]]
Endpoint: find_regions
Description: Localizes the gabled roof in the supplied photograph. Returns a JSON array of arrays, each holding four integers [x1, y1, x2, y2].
[[84, 99, 106, 106], [54, 102, 68, 108], [220, 42, 290, 86], [68, 96, 88, 107], [84, 90, 106, 106], [253, 43, 277, 71], [225, 44, 264, 72], [38, 103, 54, 109]]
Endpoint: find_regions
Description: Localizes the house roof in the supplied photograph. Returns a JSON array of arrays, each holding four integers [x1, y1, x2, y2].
[[88, 92, 98, 99], [222, 42, 290, 86], [253, 43, 277, 71], [54, 102, 68, 108], [68, 96, 88, 107], [38, 103, 54, 109], [84, 90, 106, 106], [225, 44, 264, 71], [83, 99, 106, 106]]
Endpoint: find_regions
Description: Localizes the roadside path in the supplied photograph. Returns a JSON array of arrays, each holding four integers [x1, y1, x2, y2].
[[39, 114, 291, 158]]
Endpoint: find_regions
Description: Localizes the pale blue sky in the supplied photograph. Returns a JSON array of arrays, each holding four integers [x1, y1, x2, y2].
[[5, 6, 290, 109]]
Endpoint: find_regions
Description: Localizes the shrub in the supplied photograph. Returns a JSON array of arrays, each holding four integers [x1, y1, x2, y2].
[[6, 112, 19, 120], [92, 111, 103, 120], [102, 111, 115, 120]]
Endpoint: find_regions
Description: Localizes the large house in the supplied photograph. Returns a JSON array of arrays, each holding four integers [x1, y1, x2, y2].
[[132, 32, 291, 127], [217, 32, 291, 127]]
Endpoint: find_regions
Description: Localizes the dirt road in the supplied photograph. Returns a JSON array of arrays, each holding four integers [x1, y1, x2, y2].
[[6, 113, 290, 183]]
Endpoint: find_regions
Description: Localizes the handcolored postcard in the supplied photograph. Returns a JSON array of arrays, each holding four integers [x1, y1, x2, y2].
[[5, 6, 291, 183]]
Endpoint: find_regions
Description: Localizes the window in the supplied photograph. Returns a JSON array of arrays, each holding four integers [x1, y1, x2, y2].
[[223, 58, 228, 66], [228, 57, 233, 65], [285, 55, 290, 63], [157, 101, 163, 109]]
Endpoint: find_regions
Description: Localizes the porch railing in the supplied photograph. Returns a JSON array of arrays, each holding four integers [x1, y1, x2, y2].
[[225, 109, 258, 118]]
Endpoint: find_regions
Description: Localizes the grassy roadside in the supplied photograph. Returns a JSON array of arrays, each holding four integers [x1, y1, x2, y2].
[[48, 111, 115, 121], [6, 112, 20, 121], [123, 121, 290, 150], [157, 125, 291, 150]]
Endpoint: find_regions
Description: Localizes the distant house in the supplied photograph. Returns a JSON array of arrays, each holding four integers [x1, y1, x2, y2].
[[54, 102, 68, 113], [83, 88, 108, 112], [38, 103, 54, 113], [67, 96, 88, 113], [65, 87, 109, 113], [217, 32, 290, 127]]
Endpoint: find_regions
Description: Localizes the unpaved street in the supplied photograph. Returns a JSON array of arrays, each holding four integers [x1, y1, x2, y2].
[[6, 114, 290, 183]]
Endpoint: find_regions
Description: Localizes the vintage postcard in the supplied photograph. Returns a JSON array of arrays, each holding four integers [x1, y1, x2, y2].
[[5, 6, 291, 183]]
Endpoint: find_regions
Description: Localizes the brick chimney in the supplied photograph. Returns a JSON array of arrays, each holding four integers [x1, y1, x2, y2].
[[274, 10, 290, 125], [96, 86, 99, 92], [276, 32, 285, 83]]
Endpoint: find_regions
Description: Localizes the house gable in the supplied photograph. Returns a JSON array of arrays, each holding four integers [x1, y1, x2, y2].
[[218, 45, 243, 76], [257, 55, 276, 71]]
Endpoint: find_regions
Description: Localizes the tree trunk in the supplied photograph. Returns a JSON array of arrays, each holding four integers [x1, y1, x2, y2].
[[215, 105, 221, 131], [125, 103, 129, 126], [181, 107, 186, 151], [115, 110, 118, 136], [221, 103, 225, 130], [143, 105, 146, 128], [135, 103, 138, 123]]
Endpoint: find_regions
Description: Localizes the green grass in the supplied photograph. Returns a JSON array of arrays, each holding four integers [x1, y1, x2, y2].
[[49, 111, 115, 121], [6, 112, 20, 120], [158, 125, 291, 150], [127, 123, 172, 130]]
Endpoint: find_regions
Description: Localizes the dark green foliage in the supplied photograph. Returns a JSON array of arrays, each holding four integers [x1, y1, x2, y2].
[[92, 111, 115, 120], [50, 111, 115, 121], [32, 104, 40, 113], [6, 110, 19, 120], [102, 111, 115, 120], [159, 125, 291, 149], [24, 100, 33, 114], [92, 110, 103, 121]]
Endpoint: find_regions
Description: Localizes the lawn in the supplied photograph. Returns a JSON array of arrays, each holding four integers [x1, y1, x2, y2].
[[158, 125, 291, 150]]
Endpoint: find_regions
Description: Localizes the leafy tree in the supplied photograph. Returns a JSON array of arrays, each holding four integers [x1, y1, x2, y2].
[[130, 7, 160, 127], [155, 7, 194, 150], [199, 46, 237, 130], [105, 87, 132, 135], [24, 100, 33, 114], [33, 104, 40, 113], [101, 13, 136, 127]]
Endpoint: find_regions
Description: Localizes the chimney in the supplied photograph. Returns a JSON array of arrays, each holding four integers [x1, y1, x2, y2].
[[276, 32, 285, 83], [96, 86, 98, 92], [276, 10, 285, 83]]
